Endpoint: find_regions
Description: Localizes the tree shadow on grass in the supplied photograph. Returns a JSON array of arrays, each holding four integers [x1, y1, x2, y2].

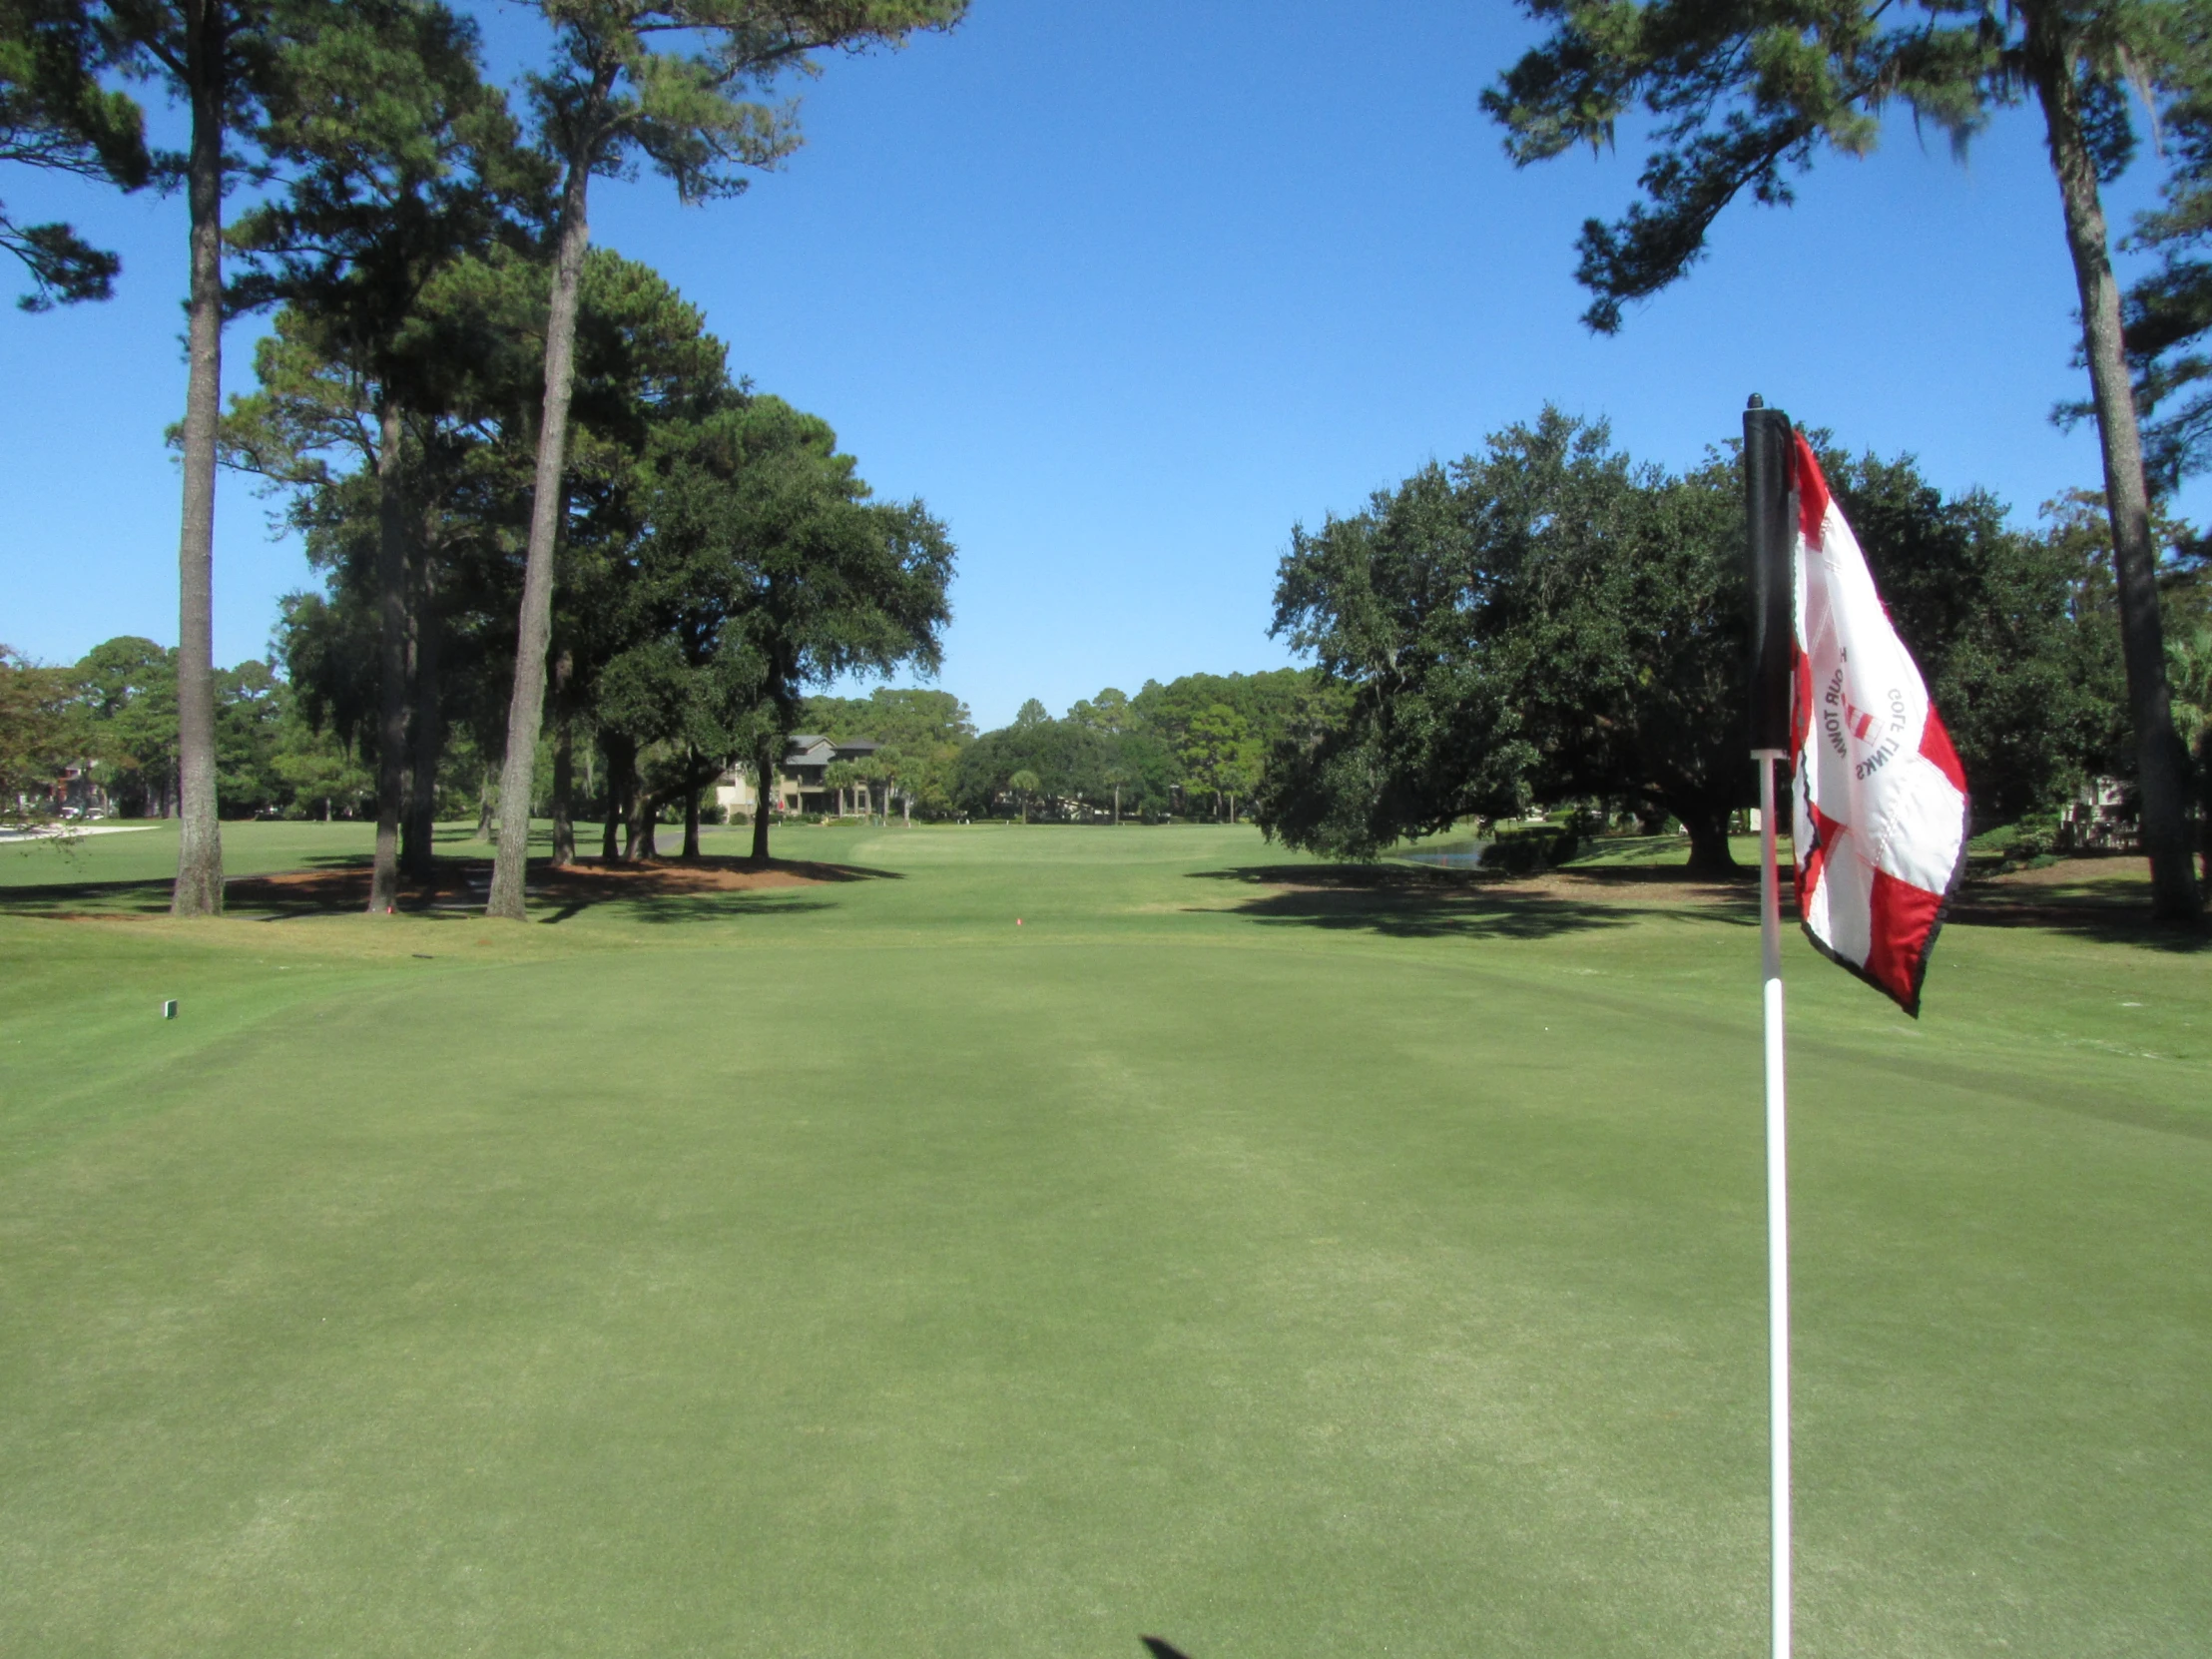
[[1188, 862, 1647, 940], [1, 847, 380, 919], [555, 890, 842, 925], [0, 876, 178, 918], [1187, 852, 2212, 954], [0, 852, 899, 923], [1948, 874, 2209, 953]]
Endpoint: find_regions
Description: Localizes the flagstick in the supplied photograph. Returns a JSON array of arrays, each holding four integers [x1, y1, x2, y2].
[[1756, 747, 1792, 1659]]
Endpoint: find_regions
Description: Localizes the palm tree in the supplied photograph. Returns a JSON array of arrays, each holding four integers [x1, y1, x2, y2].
[[872, 746, 906, 826], [1103, 763, 1130, 826], [858, 753, 894, 825], [1008, 769, 1040, 825]]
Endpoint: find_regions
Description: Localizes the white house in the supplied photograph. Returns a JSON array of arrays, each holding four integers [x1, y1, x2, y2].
[[715, 736, 884, 819]]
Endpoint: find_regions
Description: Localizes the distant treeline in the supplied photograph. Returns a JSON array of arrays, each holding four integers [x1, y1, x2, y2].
[[799, 671, 1338, 824], [0, 647, 1338, 833], [942, 672, 1335, 823], [2, 637, 375, 823]]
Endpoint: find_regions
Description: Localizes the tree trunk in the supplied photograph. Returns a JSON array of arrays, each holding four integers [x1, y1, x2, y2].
[[2030, 20, 2202, 922], [1113, 785, 1120, 826], [1680, 805, 1737, 877], [550, 719, 575, 866], [401, 557, 443, 881], [623, 750, 653, 859], [601, 732, 633, 861], [486, 151, 594, 918], [549, 651, 575, 866], [902, 791, 910, 828], [682, 780, 701, 859], [369, 401, 407, 914], [2198, 741, 2211, 890], [171, 21, 225, 916], [751, 730, 778, 861], [2192, 730, 2212, 887], [474, 766, 494, 839]]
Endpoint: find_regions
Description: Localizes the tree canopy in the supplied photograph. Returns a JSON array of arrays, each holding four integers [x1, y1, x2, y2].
[[1257, 408, 2123, 872], [0, 0, 148, 308]]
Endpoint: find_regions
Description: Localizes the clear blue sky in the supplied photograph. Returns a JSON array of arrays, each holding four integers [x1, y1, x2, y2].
[[1, 1, 2196, 731]]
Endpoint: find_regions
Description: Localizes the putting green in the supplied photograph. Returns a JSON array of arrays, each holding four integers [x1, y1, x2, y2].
[[1, 824, 2205, 1656]]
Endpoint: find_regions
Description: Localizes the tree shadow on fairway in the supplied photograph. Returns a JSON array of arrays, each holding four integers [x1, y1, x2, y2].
[[0, 875, 179, 917], [1950, 859, 2209, 952], [544, 890, 842, 925], [0, 846, 379, 918], [1188, 862, 1658, 940], [0, 853, 899, 923], [1205, 850, 2212, 954]]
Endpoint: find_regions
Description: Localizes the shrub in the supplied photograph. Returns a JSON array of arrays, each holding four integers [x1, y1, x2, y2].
[[1968, 812, 2065, 863]]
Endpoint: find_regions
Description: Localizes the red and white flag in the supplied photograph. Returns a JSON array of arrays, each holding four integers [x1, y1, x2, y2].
[[1789, 434, 1969, 1015]]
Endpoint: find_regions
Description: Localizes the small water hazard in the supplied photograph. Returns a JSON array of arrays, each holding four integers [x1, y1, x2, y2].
[[1391, 843, 1489, 869]]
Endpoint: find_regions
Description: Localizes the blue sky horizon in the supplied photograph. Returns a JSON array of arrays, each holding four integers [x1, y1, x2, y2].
[[2, 1, 2198, 733]]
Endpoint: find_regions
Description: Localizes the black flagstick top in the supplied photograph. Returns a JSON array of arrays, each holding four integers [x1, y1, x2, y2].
[[1744, 395, 1796, 753]]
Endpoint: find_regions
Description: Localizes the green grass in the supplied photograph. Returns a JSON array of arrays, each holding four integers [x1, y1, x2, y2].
[[2, 818, 375, 888], [2, 824, 2206, 1656]]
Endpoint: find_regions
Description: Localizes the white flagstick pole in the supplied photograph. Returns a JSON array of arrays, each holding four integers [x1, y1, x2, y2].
[[1756, 747, 1792, 1659]]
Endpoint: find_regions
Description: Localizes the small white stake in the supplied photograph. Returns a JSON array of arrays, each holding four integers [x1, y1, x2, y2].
[[161, 1000, 178, 1020]]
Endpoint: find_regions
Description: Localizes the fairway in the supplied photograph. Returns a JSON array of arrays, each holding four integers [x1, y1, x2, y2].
[[2, 824, 2206, 1657]]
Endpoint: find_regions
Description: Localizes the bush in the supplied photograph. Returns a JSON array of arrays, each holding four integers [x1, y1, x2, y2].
[[1968, 812, 2065, 862]]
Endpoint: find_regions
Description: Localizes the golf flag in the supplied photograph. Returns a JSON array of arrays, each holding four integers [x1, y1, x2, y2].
[[1742, 401, 1972, 1659], [1787, 432, 1969, 1015]]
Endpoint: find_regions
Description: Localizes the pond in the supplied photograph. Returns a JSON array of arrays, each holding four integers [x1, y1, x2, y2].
[[1391, 843, 1489, 869]]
